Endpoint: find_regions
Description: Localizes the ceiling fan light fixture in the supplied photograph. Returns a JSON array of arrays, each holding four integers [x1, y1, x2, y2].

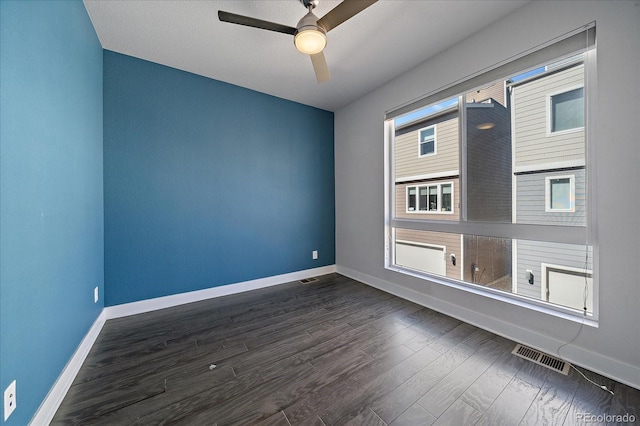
[[294, 28, 326, 55]]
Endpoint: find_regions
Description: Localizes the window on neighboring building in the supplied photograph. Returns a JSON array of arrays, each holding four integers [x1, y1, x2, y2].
[[550, 87, 584, 133], [407, 187, 417, 211], [546, 175, 575, 212], [418, 126, 436, 156], [406, 183, 453, 213], [385, 25, 596, 322]]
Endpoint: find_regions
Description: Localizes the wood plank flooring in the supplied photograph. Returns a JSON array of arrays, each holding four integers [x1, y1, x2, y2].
[[52, 273, 639, 425]]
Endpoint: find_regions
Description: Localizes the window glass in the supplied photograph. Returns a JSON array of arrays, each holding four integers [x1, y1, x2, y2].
[[551, 87, 584, 132], [407, 187, 416, 211], [428, 186, 438, 211], [388, 39, 594, 319], [442, 184, 452, 212], [419, 186, 428, 211], [391, 229, 594, 314], [465, 81, 511, 222], [550, 178, 571, 210], [419, 127, 435, 155], [394, 97, 459, 222]]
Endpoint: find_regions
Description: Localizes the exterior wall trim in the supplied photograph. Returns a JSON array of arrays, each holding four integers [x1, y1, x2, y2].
[[514, 160, 584, 174], [396, 169, 459, 183]]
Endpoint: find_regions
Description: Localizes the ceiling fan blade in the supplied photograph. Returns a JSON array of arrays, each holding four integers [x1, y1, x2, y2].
[[218, 11, 296, 35], [310, 52, 330, 83], [317, 0, 377, 33]]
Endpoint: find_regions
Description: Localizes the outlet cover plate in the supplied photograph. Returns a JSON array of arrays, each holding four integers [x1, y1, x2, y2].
[[94, 286, 99, 303], [4, 380, 16, 421], [312, 250, 318, 260]]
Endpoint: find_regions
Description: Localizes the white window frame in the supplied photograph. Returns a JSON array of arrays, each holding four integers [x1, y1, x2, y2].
[[545, 174, 576, 212], [405, 182, 454, 214], [384, 25, 597, 325], [418, 125, 437, 157], [546, 85, 585, 136]]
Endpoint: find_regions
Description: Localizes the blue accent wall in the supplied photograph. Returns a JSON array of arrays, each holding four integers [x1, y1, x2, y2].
[[0, 1, 104, 424], [104, 51, 335, 306]]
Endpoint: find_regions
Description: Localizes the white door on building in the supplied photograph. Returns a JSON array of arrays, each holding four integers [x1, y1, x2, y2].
[[544, 265, 593, 313], [395, 242, 446, 276]]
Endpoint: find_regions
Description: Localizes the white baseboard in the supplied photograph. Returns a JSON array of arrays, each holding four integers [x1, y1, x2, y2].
[[336, 265, 640, 391], [30, 310, 106, 426], [104, 265, 336, 319], [30, 265, 336, 424]]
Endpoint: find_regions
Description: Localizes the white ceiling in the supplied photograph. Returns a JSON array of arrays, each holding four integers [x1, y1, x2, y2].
[[84, 0, 529, 112]]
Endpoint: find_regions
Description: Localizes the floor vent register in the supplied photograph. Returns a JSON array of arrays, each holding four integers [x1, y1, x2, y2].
[[512, 344, 570, 375]]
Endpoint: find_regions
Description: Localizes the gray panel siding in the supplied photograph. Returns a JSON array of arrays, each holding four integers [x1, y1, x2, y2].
[[515, 169, 585, 226], [515, 240, 592, 301]]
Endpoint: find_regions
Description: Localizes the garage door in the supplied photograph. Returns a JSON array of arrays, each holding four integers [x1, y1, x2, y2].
[[395, 242, 446, 276], [546, 267, 593, 313]]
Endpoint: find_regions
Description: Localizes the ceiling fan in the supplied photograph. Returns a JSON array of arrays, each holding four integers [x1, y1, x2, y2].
[[218, 0, 377, 83]]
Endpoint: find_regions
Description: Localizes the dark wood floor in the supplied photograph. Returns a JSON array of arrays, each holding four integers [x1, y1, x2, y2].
[[52, 273, 639, 425]]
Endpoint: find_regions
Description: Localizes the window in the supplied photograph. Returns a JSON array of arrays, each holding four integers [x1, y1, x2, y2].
[[407, 187, 416, 211], [549, 87, 584, 133], [406, 183, 453, 213], [385, 26, 596, 322], [418, 126, 436, 156], [546, 175, 575, 212]]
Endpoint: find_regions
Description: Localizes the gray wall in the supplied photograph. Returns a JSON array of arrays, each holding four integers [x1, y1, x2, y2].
[[335, 1, 640, 388]]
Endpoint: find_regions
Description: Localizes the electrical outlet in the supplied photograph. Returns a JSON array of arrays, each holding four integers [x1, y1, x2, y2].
[[94, 286, 99, 303], [312, 250, 318, 260], [4, 380, 16, 421]]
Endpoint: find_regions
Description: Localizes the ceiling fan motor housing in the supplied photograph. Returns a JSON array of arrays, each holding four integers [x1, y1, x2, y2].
[[296, 11, 325, 34], [300, 0, 319, 9]]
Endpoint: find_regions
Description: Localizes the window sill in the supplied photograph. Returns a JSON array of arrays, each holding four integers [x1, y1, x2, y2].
[[385, 264, 599, 327], [405, 211, 454, 215]]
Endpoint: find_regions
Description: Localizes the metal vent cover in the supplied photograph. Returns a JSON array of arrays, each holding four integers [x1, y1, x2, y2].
[[299, 277, 319, 284], [512, 344, 570, 375]]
